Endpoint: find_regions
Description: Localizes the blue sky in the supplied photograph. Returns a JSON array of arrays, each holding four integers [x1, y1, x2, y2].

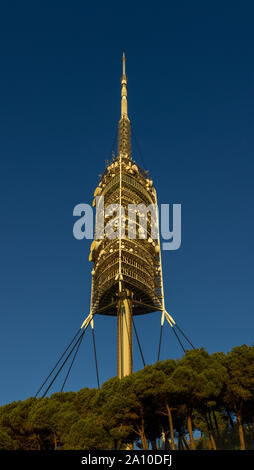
[[0, 1, 253, 405]]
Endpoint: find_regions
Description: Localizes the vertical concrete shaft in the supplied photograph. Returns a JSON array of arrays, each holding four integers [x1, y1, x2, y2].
[[117, 291, 133, 378]]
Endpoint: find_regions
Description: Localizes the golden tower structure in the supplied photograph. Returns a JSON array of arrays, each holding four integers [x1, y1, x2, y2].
[[36, 54, 193, 399], [86, 53, 172, 378]]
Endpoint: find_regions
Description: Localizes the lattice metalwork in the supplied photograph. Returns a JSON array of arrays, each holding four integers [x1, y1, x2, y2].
[[89, 111, 164, 317]]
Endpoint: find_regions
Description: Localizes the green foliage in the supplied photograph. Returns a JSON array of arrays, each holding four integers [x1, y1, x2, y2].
[[0, 344, 253, 450], [0, 430, 17, 450], [218, 345, 254, 412], [63, 415, 113, 450]]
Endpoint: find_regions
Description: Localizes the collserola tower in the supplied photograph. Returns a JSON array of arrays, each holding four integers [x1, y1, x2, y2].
[[36, 54, 193, 399], [88, 53, 168, 378]]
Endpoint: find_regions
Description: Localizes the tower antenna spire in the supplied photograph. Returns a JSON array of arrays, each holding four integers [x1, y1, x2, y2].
[[118, 52, 131, 158], [121, 52, 128, 117], [122, 51, 126, 74]]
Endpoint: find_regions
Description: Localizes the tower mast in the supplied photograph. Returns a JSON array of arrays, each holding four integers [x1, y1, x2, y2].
[[117, 53, 133, 378], [89, 53, 165, 380], [121, 52, 128, 117]]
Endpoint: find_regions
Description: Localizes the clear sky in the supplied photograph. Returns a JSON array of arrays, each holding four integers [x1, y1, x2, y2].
[[0, 1, 253, 405]]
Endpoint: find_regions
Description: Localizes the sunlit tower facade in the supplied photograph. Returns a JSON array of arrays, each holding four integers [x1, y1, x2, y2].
[[89, 54, 166, 378], [35, 54, 193, 399]]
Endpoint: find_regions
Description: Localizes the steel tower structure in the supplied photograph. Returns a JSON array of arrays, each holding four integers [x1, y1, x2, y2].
[[36, 54, 194, 399], [87, 53, 171, 378]]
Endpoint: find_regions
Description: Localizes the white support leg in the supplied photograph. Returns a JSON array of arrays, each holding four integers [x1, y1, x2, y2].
[[160, 310, 176, 328], [80, 311, 94, 330], [164, 310, 176, 328]]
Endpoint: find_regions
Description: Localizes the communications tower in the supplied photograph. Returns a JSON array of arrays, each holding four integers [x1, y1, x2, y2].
[[36, 54, 194, 398], [87, 53, 174, 378]]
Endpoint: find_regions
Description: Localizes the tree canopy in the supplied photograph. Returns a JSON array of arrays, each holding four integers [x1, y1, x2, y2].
[[0, 344, 254, 450]]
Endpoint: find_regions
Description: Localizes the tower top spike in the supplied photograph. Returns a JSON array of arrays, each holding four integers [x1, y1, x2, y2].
[[122, 52, 126, 75], [121, 52, 128, 117]]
